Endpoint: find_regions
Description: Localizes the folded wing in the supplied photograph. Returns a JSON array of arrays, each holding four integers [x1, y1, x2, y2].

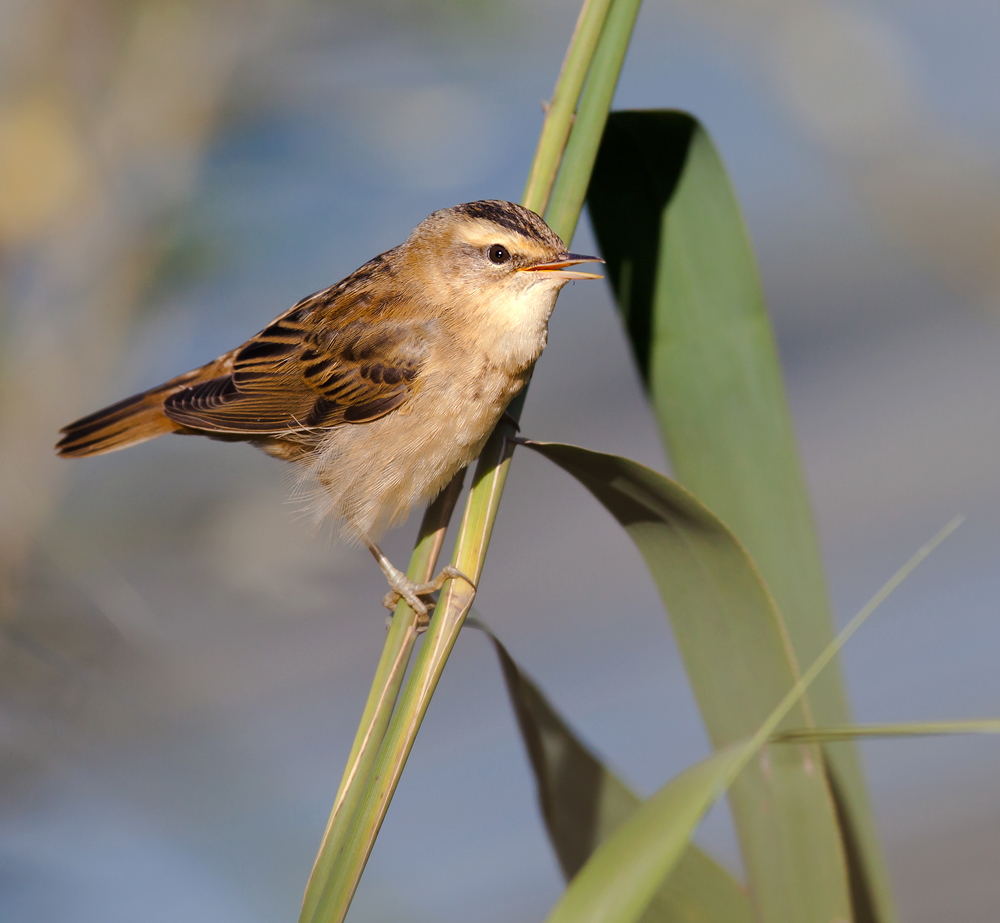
[[57, 289, 431, 458], [163, 310, 428, 433]]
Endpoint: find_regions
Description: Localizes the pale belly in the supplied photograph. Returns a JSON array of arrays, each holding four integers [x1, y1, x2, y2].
[[302, 359, 528, 542]]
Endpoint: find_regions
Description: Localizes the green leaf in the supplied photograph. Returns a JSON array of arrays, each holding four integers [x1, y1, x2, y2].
[[587, 110, 893, 922], [478, 622, 752, 923], [525, 441, 852, 923]]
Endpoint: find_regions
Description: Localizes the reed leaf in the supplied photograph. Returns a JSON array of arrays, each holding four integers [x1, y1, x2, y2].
[[586, 110, 893, 922], [524, 440, 851, 923]]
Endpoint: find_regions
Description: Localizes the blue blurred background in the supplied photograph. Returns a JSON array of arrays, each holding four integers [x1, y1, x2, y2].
[[2, 0, 1000, 920]]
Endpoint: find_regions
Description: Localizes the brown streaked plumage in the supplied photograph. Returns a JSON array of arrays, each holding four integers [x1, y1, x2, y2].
[[57, 200, 601, 613]]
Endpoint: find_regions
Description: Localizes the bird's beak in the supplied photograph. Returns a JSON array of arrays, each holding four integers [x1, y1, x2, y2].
[[519, 252, 604, 280]]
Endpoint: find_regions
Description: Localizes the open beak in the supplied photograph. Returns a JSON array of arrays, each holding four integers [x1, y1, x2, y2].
[[519, 251, 604, 281]]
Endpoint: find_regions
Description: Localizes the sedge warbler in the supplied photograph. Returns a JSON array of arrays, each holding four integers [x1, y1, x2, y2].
[[57, 200, 602, 614]]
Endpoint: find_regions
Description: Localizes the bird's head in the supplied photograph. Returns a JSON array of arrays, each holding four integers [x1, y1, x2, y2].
[[404, 200, 603, 312]]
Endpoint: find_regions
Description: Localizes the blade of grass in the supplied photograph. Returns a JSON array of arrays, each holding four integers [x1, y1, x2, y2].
[[476, 618, 753, 923], [587, 110, 895, 923], [542, 517, 960, 923], [771, 720, 1000, 744], [301, 4, 644, 920]]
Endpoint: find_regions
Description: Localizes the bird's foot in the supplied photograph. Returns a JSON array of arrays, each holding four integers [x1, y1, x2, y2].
[[367, 543, 474, 626], [380, 565, 472, 625]]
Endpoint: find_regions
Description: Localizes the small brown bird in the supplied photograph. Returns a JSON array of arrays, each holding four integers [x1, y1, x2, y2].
[[57, 200, 601, 613]]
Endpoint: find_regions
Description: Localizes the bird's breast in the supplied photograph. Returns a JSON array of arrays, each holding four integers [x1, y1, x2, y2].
[[465, 286, 555, 372], [420, 348, 527, 444]]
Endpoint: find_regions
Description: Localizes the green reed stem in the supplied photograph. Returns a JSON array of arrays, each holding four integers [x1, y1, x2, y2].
[[298, 473, 463, 923], [544, 0, 641, 239], [523, 0, 615, 211], [302, 3, 643, 920]]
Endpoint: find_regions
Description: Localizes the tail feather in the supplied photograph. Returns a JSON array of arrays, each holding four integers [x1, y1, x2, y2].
[[56, 362, 228, 458], [56, 389, 180, 458]]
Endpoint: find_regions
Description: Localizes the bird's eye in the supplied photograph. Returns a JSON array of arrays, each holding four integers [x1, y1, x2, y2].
[[487, 244, 511, 264]]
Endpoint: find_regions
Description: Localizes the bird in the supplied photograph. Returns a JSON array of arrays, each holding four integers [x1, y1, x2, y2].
[[56, 200, 602, 614]]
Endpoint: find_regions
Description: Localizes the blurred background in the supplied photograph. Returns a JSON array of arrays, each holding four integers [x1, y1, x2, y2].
[[2, 0, 999, 920]]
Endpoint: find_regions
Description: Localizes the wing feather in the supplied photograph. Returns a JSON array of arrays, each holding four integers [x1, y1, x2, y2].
[[162, 277, 430, 435]]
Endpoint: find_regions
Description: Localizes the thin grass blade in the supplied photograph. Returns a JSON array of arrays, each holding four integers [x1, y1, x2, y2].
[[772, 720, 1000, 744]]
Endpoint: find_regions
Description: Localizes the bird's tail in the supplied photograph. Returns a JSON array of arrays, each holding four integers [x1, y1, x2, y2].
[[55, 365, 215, 458]]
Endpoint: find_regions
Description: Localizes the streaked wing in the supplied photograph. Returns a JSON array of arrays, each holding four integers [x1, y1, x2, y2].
[[163, 284, 429, 434]]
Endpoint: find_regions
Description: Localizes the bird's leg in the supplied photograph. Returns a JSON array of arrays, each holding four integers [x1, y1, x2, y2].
[[366, 542, 474, 620]]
